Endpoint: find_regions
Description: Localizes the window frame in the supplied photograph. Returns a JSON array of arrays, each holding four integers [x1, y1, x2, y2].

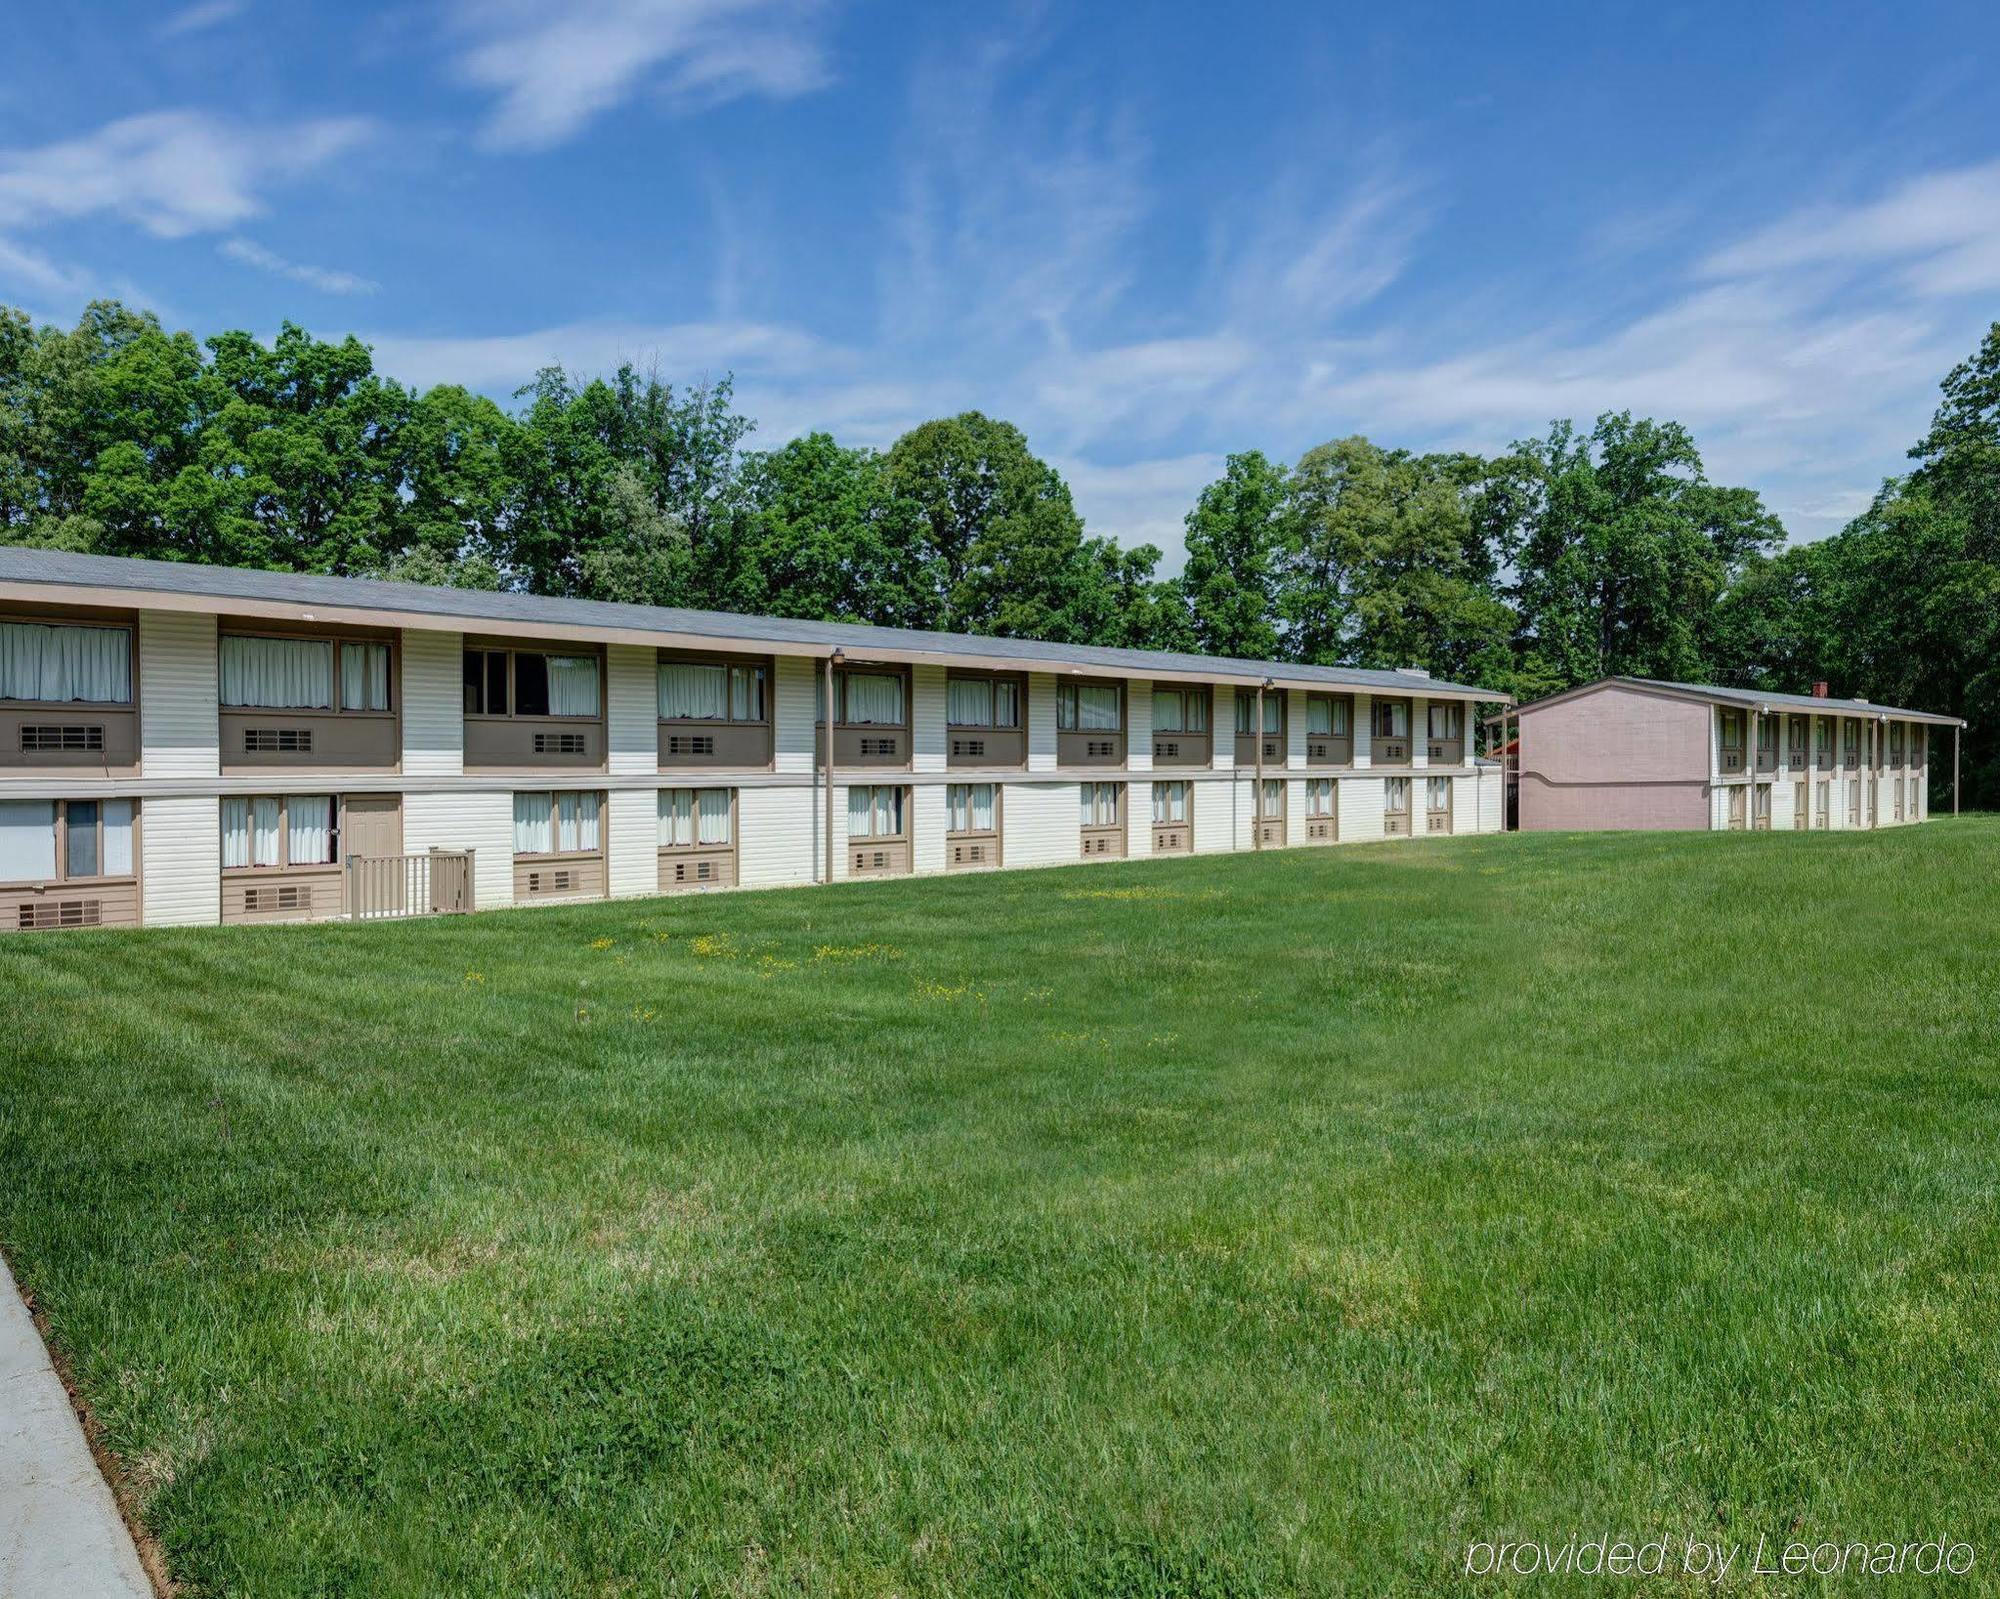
[[945, 671, 1025, 731], [1234, 689, 1285, 737], [945, 781, 1000, 837], [511, 789, 607, 857], [845, 783, 909, 841], [1079, 780, 1125, 830], [463, 643, 604, 721], [0, 796, 138, 886], [657, 786, 736, 851], [220, 626, 397, 716], [656, 652, 772, 726], [1426, 702, 1463, 741], [1306, 777, 1335, 817], [219, 793, 341, 873], [818, 665, 912, 730], [1150, 684, 1211, 736], [1150, 779, 1190, 825], [0, 609, 138, 709], [1305, 692, 1352, 740], [1057, 678, 1126, 734], [1372, 698, 1412, 740]]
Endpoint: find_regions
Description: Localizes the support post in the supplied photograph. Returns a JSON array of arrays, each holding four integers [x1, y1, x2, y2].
[[823, 653, 838, 883], [1253, 681, 1266, 850], [1954, 725, 1960, 816]]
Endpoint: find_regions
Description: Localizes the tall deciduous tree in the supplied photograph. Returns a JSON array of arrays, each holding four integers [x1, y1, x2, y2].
[[1179, 451, 1289, 660]]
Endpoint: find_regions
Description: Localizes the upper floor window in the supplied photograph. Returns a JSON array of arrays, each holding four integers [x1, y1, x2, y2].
[[220, 794, 337, 869], [1057, 681, 1122, 732], [464, 649, 599, 718], [1756, 716, 1778, 757], [1151, 687, 1209, 734], [1815, 718, 1833, 756], [1427, 703, 1462, 739], [221, 635, 390, 712], [1719, 709, 1746, 750], [0, 797, 134, 882], [1842, 722, 1860, 764], [1235, 690, 1283, 736], [832, 670, 906, 726], [947, 675, 1020, 729], [1373, 699, 1410, 738], [0, 621, 131, 705], [659, 659, 766, 722], [1307, 695, 1350, 737], [513, 790, 602, 854]]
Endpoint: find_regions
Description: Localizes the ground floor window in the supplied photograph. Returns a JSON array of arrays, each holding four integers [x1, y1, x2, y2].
[[1306, 778, 1335, 816], [659, 787, 732, 847], [847, 784, 905, 839], [1909, 777, 1920, 816], [1815, 781, 1831, 827], [1080, 782, 1123, 828], [1385, 778, 1411, 814], [1426, 776, 1451, 813], [1151, 781, 1188, 824], [0, 797, 135, 882], [1259, 778, 1284, 819], [947, 783, 997, 834], [1846, 779, 1861, 826], [514, 790, 602, 855], [222, 794, 337, 869]]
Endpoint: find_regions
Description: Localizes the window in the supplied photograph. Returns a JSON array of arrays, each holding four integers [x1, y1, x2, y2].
[[1058, 681, 1122, 732], [1235, 690, 1282, 736], [221, 636, 332, 709], [947, 783, 997, 833], [0, 622, 132, 705], [1307, 696, 1350, 737], [465, 650, 599, 717], [1080, 781, 1122, 828], [339, 643, 391, 711], [0, 798, 133, 883], [1259, 778, 1284, 818], [1815, 718, 1832, 758], [846, 784, 905, 839], [1909, 777, 1920, 815], [1384, 777, 1411, 814], [221, 794, 337, 870], [834, 670, 906, 726], [1151, 781, 1188, 824], [1307, 778, 1334, 816], [1890, 724, 1906, 765], [1427, 703, 1462, 740], [1373, 699, 1410, 738], [1842, 722, 1859, 765], [1151, 687, 1208, 734], [658, 659, 767, 722], [947, 676, 1020, 728], [1846, 778, 1860, 824], [1720, 709, 1745, 750], [1756, 717, 1777, 760], [658, 788, 732, 848], [1427, 776, 1451, 813], [513, 791, 602, 855], [1787, 715, 1808, 763]]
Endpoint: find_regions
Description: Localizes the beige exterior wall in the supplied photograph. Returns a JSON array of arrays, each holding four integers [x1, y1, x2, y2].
[[399, 627, 463, 777], [1026, 673, 1058, 774], [605, 787, 656, 898], [1351, 694, 1373, 768], [772, 656, 820, 777], [911, 664, 948, 774], [139, 794, 219, 926], [737, 783, 818, 888], [139, 609, 219, 779], [1127, 678, 1153, 773], [1519, 683, 1711, 831], [911, 782, 949, 873], [404, 789, 513, 909], [1339, 772, 1386, 841], [605, 644, 657, 778]]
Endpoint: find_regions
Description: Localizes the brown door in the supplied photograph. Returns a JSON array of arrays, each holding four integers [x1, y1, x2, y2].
[[344, 795, 403, 858]]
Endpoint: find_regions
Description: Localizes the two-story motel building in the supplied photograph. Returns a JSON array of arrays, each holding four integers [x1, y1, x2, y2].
[[1502, 677, 1964, 832], [0, 550, 1509, 930]]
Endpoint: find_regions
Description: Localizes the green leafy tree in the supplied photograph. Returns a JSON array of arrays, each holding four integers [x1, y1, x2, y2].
[[1178, 451, 1288, 659]]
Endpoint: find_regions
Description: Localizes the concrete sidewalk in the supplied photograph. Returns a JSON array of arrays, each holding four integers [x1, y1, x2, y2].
[[0, 1253, 152, 1599]]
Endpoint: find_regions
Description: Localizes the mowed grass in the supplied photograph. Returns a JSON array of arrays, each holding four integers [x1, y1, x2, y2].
[[3, 821, 1999, 1596]]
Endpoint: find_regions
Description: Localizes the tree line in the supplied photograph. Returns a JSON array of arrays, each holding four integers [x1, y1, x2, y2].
[[3, 301, 1994, 803]]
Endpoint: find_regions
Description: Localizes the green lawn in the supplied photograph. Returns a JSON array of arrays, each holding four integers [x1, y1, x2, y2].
[[4, 821, 1998, 1596]]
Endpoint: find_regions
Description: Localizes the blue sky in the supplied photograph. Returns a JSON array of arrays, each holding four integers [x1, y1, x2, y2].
[[4, 1, 1998, 568]]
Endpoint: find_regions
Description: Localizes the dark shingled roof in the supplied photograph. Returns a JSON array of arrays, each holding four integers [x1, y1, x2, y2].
[[0, 547, 1509, 699], [1514, 675, 1963, 726]]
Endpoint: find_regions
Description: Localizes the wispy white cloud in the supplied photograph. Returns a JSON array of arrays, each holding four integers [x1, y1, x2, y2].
[[0, 111, 371, 239], [219, 237, 379, 296], [157, 0, 250, 38], [448, 0, 838, 151], [362, 317, 840, 394], [0, 235, 94, 300]]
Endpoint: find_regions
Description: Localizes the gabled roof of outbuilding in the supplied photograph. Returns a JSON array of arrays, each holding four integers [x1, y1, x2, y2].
[[0, 547, 1512, 700], [1511, 675, 1964, 727]]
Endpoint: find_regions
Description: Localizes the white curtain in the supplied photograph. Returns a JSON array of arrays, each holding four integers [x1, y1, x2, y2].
[[1076, 683, 1120, 731], [1152, 783, 1185, 823], [846, 787, 875, 838], [103, 799, 134, 876], [948, 679, 993, 726], [288, 795, 334, 865], [548, 656, 599, 716], [1262, 780, 1284, 818], [1152, 690, 1183, 733], [843, 672, 904, 725], [875, 787, 901, 836], [729, 666, 765, 721], [992, 681, 1019, 726], [340, 643, 390, 711], [659, 663, 727, 719], [1081, 783, 1118, 826], [252, 796, 281, 866], [513, 792, 553, 854], [949, 784, 994, 832], [1308, 699, 1332, 736], [0, 799, 56, 882], [0, 622, 131, 704], [659, 789, 694, 847], [1309, 779, 1333, 816], [219, 798, 249, 869], [697, 789, 731, 844], [1429, 777, 1451, 812], [1386, 778, 1410, 813], [556, 791, 600, 852], [221, 636, 332, 709]]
